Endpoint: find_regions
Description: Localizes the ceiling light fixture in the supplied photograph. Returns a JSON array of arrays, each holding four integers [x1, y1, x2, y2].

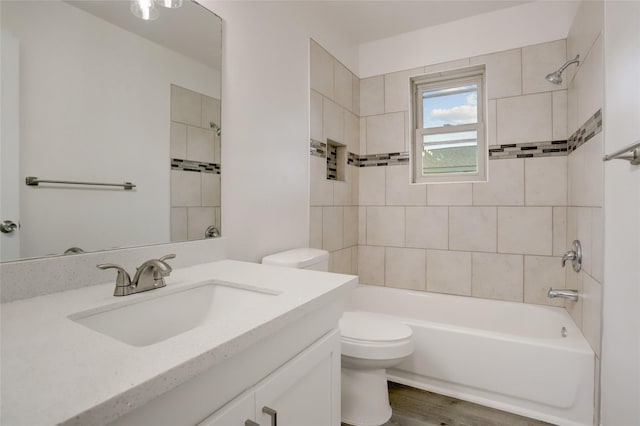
[[131, 0, 183, 21]]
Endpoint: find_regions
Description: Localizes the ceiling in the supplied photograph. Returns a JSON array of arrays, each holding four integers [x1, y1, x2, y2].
[[288, 0, 531, 45], [67, 0, 222, 70]]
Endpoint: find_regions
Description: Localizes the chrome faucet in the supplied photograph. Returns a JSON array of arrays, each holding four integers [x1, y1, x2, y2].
[[547, 288, 579, 301], [97, 254, 176, 296], [561, 240, 582, 272]]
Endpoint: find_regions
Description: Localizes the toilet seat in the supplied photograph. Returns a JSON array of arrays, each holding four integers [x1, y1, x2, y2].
[[340, 311, 414, 360]]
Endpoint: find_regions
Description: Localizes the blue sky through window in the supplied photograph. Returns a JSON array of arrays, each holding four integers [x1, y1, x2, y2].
[[423, 85, 478, 128]]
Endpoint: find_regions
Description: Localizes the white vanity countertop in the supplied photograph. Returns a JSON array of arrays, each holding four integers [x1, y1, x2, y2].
[[1, 260, 357, 426]]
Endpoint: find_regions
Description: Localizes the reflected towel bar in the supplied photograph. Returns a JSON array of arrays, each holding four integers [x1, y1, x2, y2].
[[603, 140, 640, 165], [25, 176, 136, 190]]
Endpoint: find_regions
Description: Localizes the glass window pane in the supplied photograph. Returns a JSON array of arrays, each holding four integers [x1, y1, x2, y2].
[[422, 131, 477, 174], [422, 84, 477, 129]]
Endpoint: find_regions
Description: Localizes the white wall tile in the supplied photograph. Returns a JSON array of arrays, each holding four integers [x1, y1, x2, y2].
[[323, 98, 344, 144], [473, 158, 524, 206], [358, 166, 386, 205], [214, 207, 221, 233], [384, 67, 424, 113], [426, 249, 471, 296], [583, 133, 604, 207], [574, 34, 603, 127], [358, 207, 366, 245], [351, 246, 359, 275], [577, 207, 593, 275], [385, 247, 426, 291], [498, 207, 552, 255], [343, 206, 359, 248], [525, 156, 567, 206], [386, 165, 426, 206], [334, 180, 351, 206], [567, 0, 603, 85], [359, 117, 367, 155], [470, 48, 522, 99], [553, 207, 568, 257], [405, 207, 448, 250], [427, 183, 473, 206], [343, 110, 359, 154], [171, 170, 201, 207], [488, 99, 497, 146], [567, 138, 585, 206], [522, 39, 568, 93], [214, 134, 221, 165], [449, 207, 497, 252], [567, 80, 578, 135], [366, 207, 405, 247], [524, 256, 565, 306], [552, 90, 568, 140], [170, 122, 187, 159], [366, 112, 405, 154], [352, 75, 360, 117], [472, 252, 524, 302], [170, 207, 187, 242], [334, 61, 353, 111], [202, 96, 221, 129], [582, 273, 602, 357], [201, 173, 220, 207], [497, 93, 552, 145], [310, 40, 334, 99], [309, 156, 333, 206], [331, 247, 352, 275], [591, 207, 604, 283], [310, 90, 323, 142], [322, 206, 344, 251], [350, 165, 359, 205], [360, 75, 384, 117], [187, 207, 215, 240], [309, 207, 323, 249], [565, 267, 583, 325], [186, 126, 215, 163], [358, 245, 385, 286], [171, 85, 201, 126]]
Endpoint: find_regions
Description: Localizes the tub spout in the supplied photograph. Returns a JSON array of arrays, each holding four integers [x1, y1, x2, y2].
[[547, 288, 579, 301]]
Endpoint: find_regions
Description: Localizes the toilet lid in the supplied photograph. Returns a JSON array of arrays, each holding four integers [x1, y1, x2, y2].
[[340, 311, 412, 343]]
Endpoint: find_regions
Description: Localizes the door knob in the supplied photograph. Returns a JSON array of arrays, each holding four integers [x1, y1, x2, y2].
[[0, 220, 18, 234]]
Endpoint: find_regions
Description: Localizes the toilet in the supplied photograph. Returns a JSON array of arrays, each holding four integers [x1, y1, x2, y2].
[[262, 248, 414, 426]]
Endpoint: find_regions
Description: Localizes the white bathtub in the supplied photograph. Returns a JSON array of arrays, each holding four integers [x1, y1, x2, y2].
[[346, 285, 595, 426]]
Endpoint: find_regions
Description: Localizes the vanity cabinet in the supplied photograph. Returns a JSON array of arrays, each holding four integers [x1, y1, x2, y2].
[[199, 329, 341, 426]]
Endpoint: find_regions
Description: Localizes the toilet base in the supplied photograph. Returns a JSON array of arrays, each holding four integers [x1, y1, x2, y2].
[[341, 367, 392, 426]]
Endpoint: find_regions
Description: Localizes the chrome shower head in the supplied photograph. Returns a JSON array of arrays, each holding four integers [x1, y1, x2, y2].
[[545, 55, 580, 85]]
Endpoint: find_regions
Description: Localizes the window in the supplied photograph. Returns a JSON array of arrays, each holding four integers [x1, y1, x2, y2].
[[411, 65, 487, 183]]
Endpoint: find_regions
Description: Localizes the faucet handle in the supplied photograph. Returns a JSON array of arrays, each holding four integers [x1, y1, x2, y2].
[[97, 263, 132, 288], [158, 254, 176, 262]]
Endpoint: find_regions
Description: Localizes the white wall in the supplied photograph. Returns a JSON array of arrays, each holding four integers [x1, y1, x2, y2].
[[601, 1, 640, 424], [202, 1, 359, 262], [1, 1, 218, 258], [359, 1, 579, 78]]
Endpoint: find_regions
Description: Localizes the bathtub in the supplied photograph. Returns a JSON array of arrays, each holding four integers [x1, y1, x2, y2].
[[346, 285, 595, 426]]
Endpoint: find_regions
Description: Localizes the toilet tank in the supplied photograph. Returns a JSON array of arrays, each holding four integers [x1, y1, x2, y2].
[[261, 248, 329, 272]]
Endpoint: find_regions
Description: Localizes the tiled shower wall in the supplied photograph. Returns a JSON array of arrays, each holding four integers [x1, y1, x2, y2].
[[309, 41, 360, 274], [355, 40, 570, 307], [170, 84, 222, 242], [564, 2, 604, 422]]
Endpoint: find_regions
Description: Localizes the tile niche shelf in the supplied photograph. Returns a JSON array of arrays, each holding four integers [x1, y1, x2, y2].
[[326, 139, 347, 181]]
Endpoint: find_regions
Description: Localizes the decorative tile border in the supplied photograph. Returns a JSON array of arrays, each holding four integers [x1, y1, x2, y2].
[[352, 152, 410, 167], [310, 139, 326, 158], [568, 109, 602, 153], [327, 145, 338, 180], [489, 140, 568, 159], [171, 158, 221, 174]]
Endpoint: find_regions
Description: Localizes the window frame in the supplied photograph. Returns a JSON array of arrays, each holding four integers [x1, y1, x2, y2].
[[411, 65, 487, 184]]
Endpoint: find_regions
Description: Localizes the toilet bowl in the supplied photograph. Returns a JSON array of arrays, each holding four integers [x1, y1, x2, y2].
[[261, 248, 414, 426]]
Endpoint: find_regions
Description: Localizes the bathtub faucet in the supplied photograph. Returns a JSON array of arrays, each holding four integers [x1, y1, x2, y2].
[[547, 288, 579, 301]]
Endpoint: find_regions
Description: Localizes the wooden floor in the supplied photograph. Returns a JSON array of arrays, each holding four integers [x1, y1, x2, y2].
[[343, 382, 555, 426]]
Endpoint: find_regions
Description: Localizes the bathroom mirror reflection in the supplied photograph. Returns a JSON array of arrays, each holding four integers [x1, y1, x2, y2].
[[0, 0, 222, 262]]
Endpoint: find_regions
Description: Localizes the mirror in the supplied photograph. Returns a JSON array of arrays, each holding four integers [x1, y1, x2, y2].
[[0, 0, 222, 262]]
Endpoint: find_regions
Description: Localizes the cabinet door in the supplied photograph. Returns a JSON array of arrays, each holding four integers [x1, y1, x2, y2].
[[254, 330, 341, 426], [198, 391, 255, 426]]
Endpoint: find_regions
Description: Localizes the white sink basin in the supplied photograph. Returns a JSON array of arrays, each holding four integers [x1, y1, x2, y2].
[[69, 281, 278, 347]]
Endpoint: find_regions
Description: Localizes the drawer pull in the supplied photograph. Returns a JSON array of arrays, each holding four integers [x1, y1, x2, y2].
[[245, 420, 259, 426], [262, 406, 277, 426]]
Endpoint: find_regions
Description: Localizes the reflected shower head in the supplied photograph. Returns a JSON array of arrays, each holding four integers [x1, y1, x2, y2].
[[545, 55, 580, 85]]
